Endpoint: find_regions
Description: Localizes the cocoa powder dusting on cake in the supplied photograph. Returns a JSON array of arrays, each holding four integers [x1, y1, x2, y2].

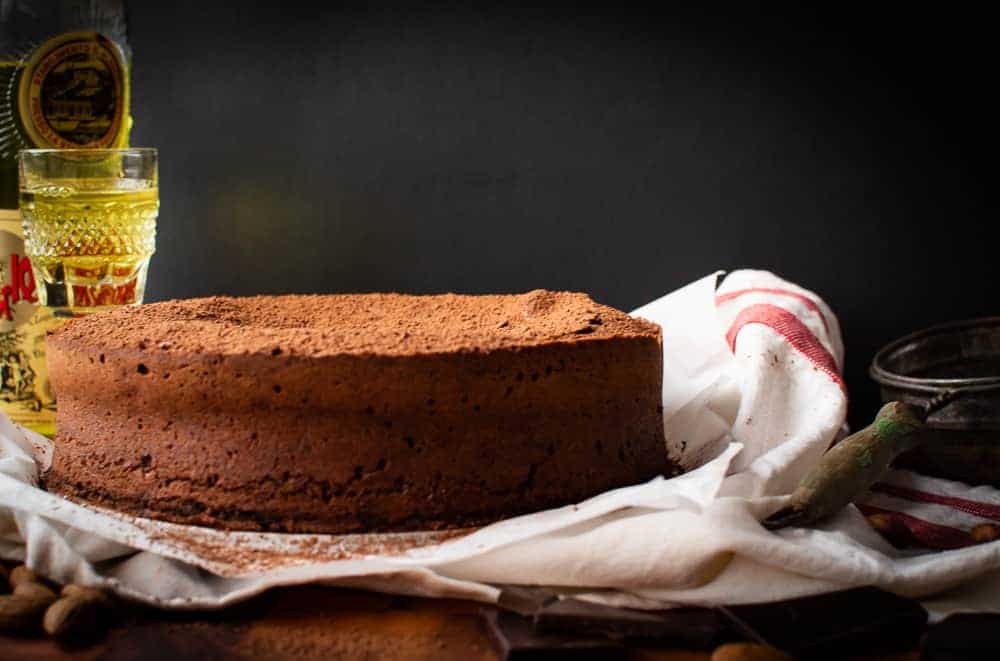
[[47, 290, 659, 357]]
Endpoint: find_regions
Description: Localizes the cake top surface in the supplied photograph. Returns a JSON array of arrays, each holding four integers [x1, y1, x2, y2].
[[49, 290, 660, 357]]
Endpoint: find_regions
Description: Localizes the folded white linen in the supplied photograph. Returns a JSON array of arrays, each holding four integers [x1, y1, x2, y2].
[[2, 270, 998, 620]]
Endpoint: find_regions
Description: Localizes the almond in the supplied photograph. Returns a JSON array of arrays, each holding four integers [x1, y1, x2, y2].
[[44, 594, 109, 640], [9, 565, 39, 589], [0, 584, 56, 635]]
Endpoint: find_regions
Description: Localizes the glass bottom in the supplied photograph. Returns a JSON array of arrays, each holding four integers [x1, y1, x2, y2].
[[33, 254, 151, 314]]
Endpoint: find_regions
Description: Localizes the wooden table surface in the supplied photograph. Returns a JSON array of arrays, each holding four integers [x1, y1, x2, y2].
[[1, 585, 924, 660]]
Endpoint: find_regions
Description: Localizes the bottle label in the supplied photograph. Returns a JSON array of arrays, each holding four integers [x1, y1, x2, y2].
[[16, 31, 128, 149], [0, 212, 60, 433]]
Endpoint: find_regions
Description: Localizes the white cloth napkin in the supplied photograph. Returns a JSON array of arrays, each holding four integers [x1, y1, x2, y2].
[[3, 270, 1000, 620]]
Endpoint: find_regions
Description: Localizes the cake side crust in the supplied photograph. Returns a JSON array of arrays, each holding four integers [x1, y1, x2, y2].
[[45, 291, 673, 533]]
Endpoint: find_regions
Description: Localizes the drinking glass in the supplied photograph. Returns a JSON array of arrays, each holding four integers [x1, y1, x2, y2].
[[18, 148, 158, 315]]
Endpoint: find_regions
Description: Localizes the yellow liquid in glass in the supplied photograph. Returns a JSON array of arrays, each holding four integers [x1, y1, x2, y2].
[[19, 178, 157, 314]]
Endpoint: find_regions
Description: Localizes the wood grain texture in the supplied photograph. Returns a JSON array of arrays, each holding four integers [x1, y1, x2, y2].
[[0, 585, 926, 661]]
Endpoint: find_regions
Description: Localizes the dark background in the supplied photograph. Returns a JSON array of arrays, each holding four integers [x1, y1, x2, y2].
[[128, 4, 995, 429]]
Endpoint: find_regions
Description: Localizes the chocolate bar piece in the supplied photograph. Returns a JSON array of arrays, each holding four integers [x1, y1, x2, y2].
[[480, 607, 626, 660], [725, 587, 927, 656], [534, 598, 734, 649], [921, 613, 1000, 660]]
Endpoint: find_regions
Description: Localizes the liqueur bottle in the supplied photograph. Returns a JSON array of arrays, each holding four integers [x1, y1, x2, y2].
[[0, 1, 132, 435]]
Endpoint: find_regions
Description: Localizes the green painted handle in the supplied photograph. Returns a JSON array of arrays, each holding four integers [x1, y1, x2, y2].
[[764, 402, 926, 529]]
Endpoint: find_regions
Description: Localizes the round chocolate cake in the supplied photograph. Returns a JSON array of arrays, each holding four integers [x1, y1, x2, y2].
[[44, 290, 673, 533]]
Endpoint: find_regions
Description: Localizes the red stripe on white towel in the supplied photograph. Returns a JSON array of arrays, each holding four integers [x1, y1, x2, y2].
[[716, 287, 830, 335], [855, 504, 973, 550], [725, 303, 846, 394], [871, 483, 1000, 522]]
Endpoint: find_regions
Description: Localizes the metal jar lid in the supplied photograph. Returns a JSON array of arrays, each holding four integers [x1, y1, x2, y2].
[[870, 317, 1000, 430]]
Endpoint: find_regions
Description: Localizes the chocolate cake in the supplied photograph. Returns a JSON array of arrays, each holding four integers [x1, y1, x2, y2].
[[44, 290, 673, 533]]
